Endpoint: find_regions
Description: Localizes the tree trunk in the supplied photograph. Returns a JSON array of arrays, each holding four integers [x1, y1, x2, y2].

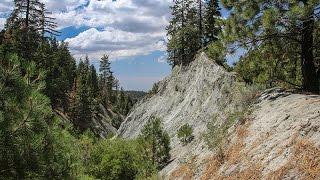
[[199, 0, 203, 47], [26, 0, 30, 28], [301, 13, 319, 93]]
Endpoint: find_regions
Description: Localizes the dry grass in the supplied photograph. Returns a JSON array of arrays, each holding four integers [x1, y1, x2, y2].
[[201, 155, 223, 180], [267, 165, 291, 180], [250, 132, 271, 151], [225, 141, 245, 165], [225, 124, 248, 165], [201, 123, 253, 180], [222, 123, 262, 179], [224, 164, 262, 180], [267, 138, 320, 179], [294, 139, 320, 179], [169, 164, 194, 180], [236, 124, 249, 139], [201, 154, 262, 180]]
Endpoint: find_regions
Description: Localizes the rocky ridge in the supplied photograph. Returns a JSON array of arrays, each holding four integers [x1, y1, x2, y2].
[[118, 52, 320, 179], [118, 52, 246, 177]]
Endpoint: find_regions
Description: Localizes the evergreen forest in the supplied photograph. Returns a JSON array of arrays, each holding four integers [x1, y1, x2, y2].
[[0, 0, 319, 179]]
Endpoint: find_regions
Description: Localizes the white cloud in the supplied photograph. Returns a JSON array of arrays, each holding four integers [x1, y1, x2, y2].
[[0, 0, 171, 60], [0, 0, 88, 13], [157, 54, 168, 63], [0, 18, 6, 30], [59, 0, 171, 60], [42, 0, 88, 12], [65, 27, 166, 60], [0, 0, 13, 12], [51, 0, 171, 30]]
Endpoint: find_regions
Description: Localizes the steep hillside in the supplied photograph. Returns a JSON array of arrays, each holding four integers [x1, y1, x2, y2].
[[118, 53, 320, 179], [189, 88, 320, 179], [118, 52, 247, 177]]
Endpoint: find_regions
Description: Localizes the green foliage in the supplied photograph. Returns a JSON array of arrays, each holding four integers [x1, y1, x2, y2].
[[147, 82, 160, 97], [167, 24, 201, 66], [88, 65, 99, 99], [166, 0, 201, 67], [206, 41, 228, 68], [87, 138, 157, 180], [221, 0, 319, 93], [0, 52, 85, 179], [125, 90, 146, 104], [167, 0, 222, 67], [70, 57, 96, 132], [177, 124, 194, 145], [43, 120, 87, 179], [204, 84, 258, 150], [3, 1, 76, 111], [139, 116, 171, 169], [40, 40, 76, 110], [204, 109, 248, 150], [115, 88, 132, 116], [234, 41, 302, 89], [0, 1, 145, 179], [99, 54, 115, 106], [203, 0, 221, 46]]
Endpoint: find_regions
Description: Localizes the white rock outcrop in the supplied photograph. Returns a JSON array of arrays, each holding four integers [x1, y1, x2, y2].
[[118, 52, 320, 179], [118, 52, 245, 178]]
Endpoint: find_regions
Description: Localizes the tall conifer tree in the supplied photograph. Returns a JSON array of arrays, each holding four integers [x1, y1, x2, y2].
[[222, 0, 319, 93], [167, 0, 201, 67], [203, 0, 221, 46]]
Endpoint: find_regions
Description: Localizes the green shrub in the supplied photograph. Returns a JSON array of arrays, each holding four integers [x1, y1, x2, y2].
[[147, 82, 160, 97], [206, 42, 232, 71], [139, 116, 171, 169], [177, 124, 194, 145], [87, 138, 156, 180], [204, 109, 249, 150]]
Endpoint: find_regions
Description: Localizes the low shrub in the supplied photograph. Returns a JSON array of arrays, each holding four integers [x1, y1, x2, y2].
[[177, 124, 194, 145], [204, 109, 249, 150], [138, 116, 171, 169], [87, 138, 157, 180]]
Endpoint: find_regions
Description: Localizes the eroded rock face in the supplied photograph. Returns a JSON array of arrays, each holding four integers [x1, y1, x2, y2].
[[201, 89, 320, 179], [118, 52, 320, 179], [118, 52, 245, 178], [91, 104, 119, 138]]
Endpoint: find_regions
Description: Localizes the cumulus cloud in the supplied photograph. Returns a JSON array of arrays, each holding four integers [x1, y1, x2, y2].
[[52, 0, 171, 30], [0, 0, 171, 59], [65, 27, 166, 60], [60, 0, 171, 59], [42, 0, 88, 12]]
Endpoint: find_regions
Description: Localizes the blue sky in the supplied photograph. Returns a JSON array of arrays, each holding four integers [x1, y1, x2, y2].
[[0, 0, 232, 91]]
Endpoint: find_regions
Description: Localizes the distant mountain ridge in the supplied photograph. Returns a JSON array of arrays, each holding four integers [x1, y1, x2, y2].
[[124, 90, 146, 104]]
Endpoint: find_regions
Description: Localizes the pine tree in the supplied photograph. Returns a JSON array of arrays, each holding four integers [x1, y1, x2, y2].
[[107, 71, 116, 104], [0, 51, 83, 178], [167, 0, 201, 67], [139, 117, 171, 169], [3, 0, 60, 70], [89, 65, 99, 99], [71, 57, 94, 132], [40, 40, 76, 110], [203, 0, 221, 46], [198, 0, 204, 47], [222, 0, 319, 93], [116, 88, 128, 115], [99, 54, 113, 106], [7, 0, 59, 35]]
